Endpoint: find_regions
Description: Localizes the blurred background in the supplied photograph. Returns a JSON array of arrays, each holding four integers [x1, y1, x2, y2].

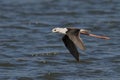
[[0, 0, 120, 80]]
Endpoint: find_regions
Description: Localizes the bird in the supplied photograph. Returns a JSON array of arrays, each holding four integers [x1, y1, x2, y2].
[[52, 27, 110, 61]]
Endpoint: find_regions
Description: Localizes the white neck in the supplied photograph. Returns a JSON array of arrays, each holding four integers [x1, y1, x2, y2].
[[59, 28, 68, 34], [52, 28, 68, 34]]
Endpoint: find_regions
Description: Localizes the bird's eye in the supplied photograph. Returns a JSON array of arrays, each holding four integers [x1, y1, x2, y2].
[[54, 29, 56, 31]]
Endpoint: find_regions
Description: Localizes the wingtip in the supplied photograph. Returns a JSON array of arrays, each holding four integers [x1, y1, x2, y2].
[[77, 59, 80, 62], [82, 47, 86, 51], [75, 57, 80, 62]]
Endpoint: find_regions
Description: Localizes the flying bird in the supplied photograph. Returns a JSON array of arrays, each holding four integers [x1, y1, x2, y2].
[[52, 27, 110, 61]]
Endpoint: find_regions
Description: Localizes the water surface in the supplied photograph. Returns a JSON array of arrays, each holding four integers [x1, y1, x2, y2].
[[0, 0, 120, 80]]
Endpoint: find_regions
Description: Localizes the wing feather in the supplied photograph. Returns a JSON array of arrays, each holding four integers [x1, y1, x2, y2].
[[62, 35, 79, 61], [67, 29, 86, 50]]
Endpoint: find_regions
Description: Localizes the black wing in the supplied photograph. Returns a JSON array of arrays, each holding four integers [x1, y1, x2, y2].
[[67, 29, 86, 50], [68, 34, 86, 50], [62, 35, 79, 61]]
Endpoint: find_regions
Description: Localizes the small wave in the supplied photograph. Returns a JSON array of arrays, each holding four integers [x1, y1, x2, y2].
[[87, 10, 114, 15], [0, 61, 15, 67], [21, 11, 79, 16], [0, 26, 30, 30]]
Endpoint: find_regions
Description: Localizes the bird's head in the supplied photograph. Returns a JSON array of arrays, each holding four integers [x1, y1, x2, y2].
[[52, 27, 68, 34]]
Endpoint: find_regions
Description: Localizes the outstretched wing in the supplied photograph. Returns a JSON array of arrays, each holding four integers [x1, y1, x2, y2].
[[67, 29, 86, 50], [62, 35, 79, 61]]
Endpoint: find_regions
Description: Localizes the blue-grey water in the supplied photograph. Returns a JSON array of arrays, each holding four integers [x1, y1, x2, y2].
[[0, 0, 120, 80]]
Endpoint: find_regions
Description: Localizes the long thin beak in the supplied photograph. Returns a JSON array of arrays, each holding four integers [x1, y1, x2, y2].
[[88, 33, 110, 40]]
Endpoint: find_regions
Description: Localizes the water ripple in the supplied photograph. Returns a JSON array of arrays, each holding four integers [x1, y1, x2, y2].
[[0, 0, 120, 80]]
